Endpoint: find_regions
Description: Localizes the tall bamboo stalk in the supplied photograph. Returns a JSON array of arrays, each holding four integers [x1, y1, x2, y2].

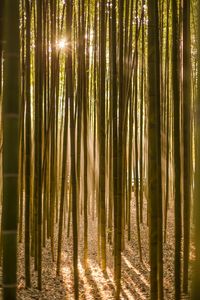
[[2, 0, 20, 298]]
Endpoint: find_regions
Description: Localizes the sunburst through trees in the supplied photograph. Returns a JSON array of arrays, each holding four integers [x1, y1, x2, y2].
[[0, 0, 200, 299]]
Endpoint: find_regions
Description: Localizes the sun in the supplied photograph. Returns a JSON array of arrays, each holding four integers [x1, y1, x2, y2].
[[57, 38, 67, 50]]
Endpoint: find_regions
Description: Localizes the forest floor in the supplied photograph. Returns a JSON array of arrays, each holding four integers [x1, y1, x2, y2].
[[0, 198, 192, 299]]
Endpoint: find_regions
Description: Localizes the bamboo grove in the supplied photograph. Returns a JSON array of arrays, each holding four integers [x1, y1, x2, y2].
[[1, 0, 200, 299]]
